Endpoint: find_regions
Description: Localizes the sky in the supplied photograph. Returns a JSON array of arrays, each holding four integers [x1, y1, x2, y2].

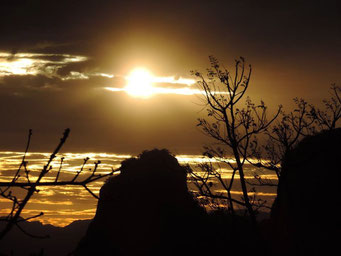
[[0, 151, 277, 226], [0, 0, 340, 154]]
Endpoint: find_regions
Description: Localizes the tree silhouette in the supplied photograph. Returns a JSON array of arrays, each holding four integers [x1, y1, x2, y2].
[[311, 84, 341, 130], [0, 129, 117, 240], [190, 56, 281, 224], [248, 84, 341, 186]]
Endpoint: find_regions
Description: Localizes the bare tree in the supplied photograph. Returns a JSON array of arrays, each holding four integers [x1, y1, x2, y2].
[[190, 56, 281, 224], [189, 56, 340, 225], [0, 129, 119, 240], [311, 84, 341, 130], [248, 84, 341, 186], [248, 98, 315, 179]]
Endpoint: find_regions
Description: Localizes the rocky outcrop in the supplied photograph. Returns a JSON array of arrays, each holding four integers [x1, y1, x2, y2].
[[271, 128, 341, 255], [75, 149, 206, 256]]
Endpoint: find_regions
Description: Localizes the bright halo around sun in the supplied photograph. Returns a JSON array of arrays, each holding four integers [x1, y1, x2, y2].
[[125, 68, 155, 98]]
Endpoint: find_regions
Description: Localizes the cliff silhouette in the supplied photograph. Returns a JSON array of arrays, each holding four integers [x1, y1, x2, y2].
[[270, 128, 341, 255], [75, 149, 208, 255]]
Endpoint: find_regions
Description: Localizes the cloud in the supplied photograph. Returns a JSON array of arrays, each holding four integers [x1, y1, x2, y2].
[[61, 71, 114, 81], [0, 51, 119, 97], [0, 51, 199, 97], [153, 76, 195, 86], [0, 51, 115, 86], [103, 72, 201, 96], [104, 86, 203, 96], [0, 52, 88, 77]]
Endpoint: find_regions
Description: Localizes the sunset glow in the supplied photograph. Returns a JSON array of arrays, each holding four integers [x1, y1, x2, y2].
[[0, 151, 277, 226], [125, 68, 155, 98], [1, 3, 340, 252]]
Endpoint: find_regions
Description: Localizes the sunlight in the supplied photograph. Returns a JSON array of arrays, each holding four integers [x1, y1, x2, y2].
[[125, 68, 155, 98], [0, 58, 36, 75], [104, 67, 200, 97], [105, 70, 231, 97]]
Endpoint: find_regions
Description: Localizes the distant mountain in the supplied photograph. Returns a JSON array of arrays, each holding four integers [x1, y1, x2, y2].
[[0, 219, 90, 256]]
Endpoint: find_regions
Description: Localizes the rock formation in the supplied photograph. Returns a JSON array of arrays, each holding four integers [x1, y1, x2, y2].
[[75, 149, 206, 256], [271, 128, 341, 255]]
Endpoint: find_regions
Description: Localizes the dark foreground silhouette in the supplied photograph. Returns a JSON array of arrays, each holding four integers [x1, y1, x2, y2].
[[74, 149, 260, 256], [269, 128, 341, 255], [1, 129, 340, 255], [0, 219, 90, 256]]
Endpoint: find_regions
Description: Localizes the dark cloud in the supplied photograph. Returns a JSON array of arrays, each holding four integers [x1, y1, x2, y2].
[[0, 74, 117, 94], [0, 75, 59, 92]]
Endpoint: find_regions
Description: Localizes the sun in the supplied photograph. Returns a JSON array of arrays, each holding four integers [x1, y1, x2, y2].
[[125, 68, 155, 98]]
